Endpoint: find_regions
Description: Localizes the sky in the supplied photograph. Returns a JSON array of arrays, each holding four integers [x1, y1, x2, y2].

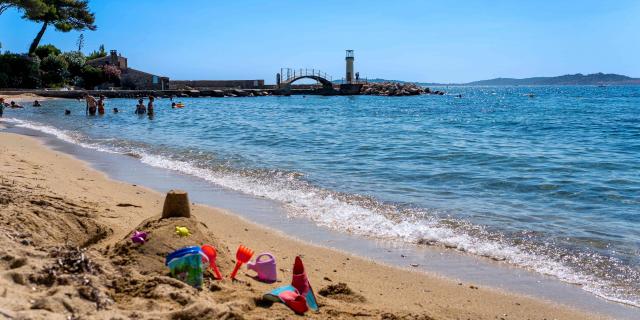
[[1, 0, 639, 83]]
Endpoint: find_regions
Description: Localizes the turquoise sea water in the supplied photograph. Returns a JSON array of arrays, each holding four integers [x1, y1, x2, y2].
[[3, 86, 639, 307]]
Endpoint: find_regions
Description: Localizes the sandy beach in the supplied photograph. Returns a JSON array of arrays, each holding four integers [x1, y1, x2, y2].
[[0, 126, 607, 319]]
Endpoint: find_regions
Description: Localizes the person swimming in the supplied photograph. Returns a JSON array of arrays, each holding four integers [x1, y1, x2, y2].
[[97, 95, 105, 115], [65, 109, 71, 115], [113, 107, 119, 113], [33, 100, 41, 107], [171, 102, 177, 108], [9, 101, 23, 108], [135, 99, 146, 115], [85, 94, 97, 115]]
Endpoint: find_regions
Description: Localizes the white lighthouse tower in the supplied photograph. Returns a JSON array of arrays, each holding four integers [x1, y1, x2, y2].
[[345, 50, 354, 84]]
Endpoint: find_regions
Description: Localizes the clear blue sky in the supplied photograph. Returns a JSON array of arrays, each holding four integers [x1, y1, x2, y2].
[[2, 0, 639, 83]]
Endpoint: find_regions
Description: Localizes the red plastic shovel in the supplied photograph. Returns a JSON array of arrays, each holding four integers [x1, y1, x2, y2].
[[229, 244, 254, 280], [201, 244, 223, 280]]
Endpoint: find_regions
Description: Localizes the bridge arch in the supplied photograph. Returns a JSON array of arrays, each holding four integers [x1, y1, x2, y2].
[[281, 75, 333, 89], [278, 68, 334, 90]]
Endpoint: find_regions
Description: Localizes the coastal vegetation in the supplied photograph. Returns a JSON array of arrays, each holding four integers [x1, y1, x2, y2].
[[0, 0, 113, 89], [0, 43, 112, 88], [0, 0, 120, 89]]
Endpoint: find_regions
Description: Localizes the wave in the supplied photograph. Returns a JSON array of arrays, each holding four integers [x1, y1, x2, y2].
[[4, 117, 638, 308]]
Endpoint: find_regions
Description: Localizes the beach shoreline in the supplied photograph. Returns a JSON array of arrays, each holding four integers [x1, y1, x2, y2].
[[0, 129, 608, 319]]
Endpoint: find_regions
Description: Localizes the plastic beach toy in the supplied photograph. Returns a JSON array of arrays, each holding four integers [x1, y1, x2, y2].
[[130, 230, 148, 244], [175, 226, 191, 237], [229, 244, 254, 280], [291, 256, 318, 311], [263, 256, 318, 312], [247, 252, 277, 283], [201, 244, 223, 280], [165, 246, 209, 288], [278, 289, 308, 315]]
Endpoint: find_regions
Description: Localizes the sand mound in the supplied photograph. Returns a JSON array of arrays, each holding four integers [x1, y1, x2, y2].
[[0, 179, 112, 247], [107, 216, 231, 275], [319, 282, 366, 303]]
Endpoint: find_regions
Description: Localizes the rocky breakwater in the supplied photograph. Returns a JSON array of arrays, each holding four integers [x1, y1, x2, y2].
[[360, 82, 445, 96]]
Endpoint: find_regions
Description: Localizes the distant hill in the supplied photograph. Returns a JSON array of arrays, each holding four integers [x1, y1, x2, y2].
[[339, 73, 640, 86], [465, 73, 640, 86]]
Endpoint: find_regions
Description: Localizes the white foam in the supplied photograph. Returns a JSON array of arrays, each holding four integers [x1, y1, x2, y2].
[[5, 117, 638, 308], [5, 118, 117, 154]]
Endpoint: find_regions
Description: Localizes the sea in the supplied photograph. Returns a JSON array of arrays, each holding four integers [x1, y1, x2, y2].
[[3, 85, 639, 309]]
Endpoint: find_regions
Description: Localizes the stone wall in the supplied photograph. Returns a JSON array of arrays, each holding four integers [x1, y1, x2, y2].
[[169, 80, 265, 89], [121, 68, 169, 90]]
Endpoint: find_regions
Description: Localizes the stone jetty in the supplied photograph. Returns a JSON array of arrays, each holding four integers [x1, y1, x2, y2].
[[360, 82, 445, 96]]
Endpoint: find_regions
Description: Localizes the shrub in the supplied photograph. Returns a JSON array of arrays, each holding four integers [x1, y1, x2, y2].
[[80, 65, 104, 89], [102, 64, 121, 85], [40, 55, 69, 87], [34, 44, 61, 59], [61, 51, 86, 77], [0, 53, 41, 88]]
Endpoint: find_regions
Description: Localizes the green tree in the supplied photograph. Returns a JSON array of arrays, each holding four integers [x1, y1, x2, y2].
[[0, 53, 41, 88], [0, 0, 45, 15], [76, 33, 84, 51], [21, 0, 96, 56], [87, 43, 106, 60], [33, 43, 60, 59], [40, 54, 68, 87]]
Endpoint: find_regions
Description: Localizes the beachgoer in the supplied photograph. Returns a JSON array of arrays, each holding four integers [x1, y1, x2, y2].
[[135, 99, 146, 115], [0, 99, 4, 118], [85, 95, 97, 115], [171, 102, 176, 108], [147, 96, 154, 115], [65, 109, 71, 115], [10, 101, 23, 108], [33, 100, 41, 107], [97, 95, 105, 115], [113, 108, 119, 113]]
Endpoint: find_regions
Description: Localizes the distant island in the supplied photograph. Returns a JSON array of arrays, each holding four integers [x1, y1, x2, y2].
[[348, 73, 640, 86], [464, 73, 640, 86]]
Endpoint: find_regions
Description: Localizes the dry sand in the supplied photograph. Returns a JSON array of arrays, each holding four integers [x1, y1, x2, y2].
[[0, 131, 607, 319]]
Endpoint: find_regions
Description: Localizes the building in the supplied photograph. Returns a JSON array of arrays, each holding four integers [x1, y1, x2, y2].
[[86, 50, 169, 90]]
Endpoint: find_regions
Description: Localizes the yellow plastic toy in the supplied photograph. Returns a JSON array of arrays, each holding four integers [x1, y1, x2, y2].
[[175, 226, 191, 237]]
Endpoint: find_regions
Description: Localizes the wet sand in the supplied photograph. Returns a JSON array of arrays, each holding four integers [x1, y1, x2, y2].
[[0, 130, 608, 319]]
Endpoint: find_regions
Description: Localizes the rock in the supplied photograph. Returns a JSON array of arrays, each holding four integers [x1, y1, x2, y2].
[[161, 190, 191, 219], [211, 90, 225, 97], [232, 89, 248, 97], [358, 81, 431, 96]]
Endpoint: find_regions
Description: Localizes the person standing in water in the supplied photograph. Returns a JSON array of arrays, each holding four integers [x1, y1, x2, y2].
[[97, 95, 106, 115], [147, 96, 155, 116], [85, 94, 97, 116], [0, 98, 5, 118], [135, 98, 146, 115]]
